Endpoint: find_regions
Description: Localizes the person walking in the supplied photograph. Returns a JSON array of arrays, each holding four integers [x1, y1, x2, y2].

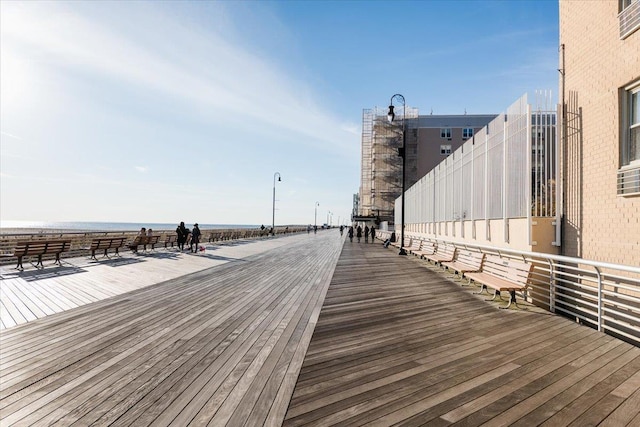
[[364, 225, 369, 243], [339, 225, 344, 236], [176, 221, 187, 251], [370, 225, 376, 242], [190, 223, 201, 253], [348, 226, 354, 242], [356, 225, 362, 243]]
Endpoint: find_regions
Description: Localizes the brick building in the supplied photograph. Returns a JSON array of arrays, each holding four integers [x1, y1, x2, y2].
[[560, 0, 640, 265]]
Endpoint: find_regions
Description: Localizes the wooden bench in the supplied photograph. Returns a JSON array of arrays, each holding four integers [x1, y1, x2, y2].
[[413, 241, 436, 259], [442, 250, 485, 280], [407, 239, 423, 255], [164, 234, 177, 249], [424, 244, 457, 265], [87, 237, 127, 260], [391, 236, 411, 249], [0, 239, 72, 271], [128, 235, 160, 253], [466, 255, 534, 309]]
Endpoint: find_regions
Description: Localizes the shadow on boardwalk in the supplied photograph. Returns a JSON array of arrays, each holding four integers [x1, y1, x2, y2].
[[283, 239, 640, 426]]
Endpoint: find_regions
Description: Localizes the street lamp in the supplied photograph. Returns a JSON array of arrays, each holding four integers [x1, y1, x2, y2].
[[388, 93, 408, 255], [272, 172, 281, 236], [327, 210, 332, 227], [314, 202, 320, 229]]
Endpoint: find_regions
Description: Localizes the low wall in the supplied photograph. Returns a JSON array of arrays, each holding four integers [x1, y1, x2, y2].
[[400, 217, 559, 255]]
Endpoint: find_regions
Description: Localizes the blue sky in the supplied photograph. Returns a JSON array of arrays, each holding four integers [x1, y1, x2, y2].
[[0, 0, 559, 227]]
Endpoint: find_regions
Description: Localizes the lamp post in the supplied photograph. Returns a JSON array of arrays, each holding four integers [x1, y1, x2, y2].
[[272, 172, 281, 236], [388, 93, 408, 255], [314, 202, 319, 229]]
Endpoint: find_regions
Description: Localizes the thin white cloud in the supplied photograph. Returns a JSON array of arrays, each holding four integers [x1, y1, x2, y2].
[[0, 131, 22, 140], [1, 2, 354, 154], [135, 166, 148, 173]]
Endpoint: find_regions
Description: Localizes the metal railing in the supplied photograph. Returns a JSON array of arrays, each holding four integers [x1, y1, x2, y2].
[[405, 234, 640, 346]]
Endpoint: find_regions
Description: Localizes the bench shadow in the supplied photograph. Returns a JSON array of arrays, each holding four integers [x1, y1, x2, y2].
[[136, 252, 182, 260], [188, 253, 248, 262], [208, 240, 256, 248], [89, 257, 147, 267], [14, 265, 88, 282]]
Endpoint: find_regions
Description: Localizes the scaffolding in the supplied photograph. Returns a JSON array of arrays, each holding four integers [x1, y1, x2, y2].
[[360, 106, 419, 224]]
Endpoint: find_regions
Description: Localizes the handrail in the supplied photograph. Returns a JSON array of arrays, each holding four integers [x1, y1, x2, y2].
[[420, 236, 640, 274]]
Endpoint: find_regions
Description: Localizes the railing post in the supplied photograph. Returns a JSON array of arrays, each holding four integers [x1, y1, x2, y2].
[[595, 266, 603, 332], [548, 259, 556, 313]]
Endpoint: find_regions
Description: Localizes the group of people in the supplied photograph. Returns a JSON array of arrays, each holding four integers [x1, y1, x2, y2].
[[341, 224, 376, 243], [176, 221, 201, 252]]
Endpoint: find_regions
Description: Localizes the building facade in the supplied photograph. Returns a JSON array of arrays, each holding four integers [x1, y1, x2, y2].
[[560, 0, 640, 265], [359, 109, 495, 225]]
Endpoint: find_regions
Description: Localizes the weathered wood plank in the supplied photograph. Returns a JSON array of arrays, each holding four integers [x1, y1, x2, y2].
[[284, 240, 640, 426]]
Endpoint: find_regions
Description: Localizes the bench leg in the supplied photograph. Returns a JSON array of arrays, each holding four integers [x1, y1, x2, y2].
[[35, 255, 44, 269], [103, 248, 111, 259], [53, 253, 63, 266], [115, 248, 120, 257], [499, 290, 518, 310], [486, 289, 504, 302], [90, 250, 98, 261], [15, 256, 24, 271], [473, 284, 488, 295]]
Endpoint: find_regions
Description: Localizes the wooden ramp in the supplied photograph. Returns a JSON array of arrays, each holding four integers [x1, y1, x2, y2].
[[284, 240, 640, 426], [0, 232, 343, 426]]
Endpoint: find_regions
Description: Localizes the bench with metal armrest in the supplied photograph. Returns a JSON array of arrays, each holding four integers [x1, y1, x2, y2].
[[424, 244, 457, 265], [0, 239, 72, 270], [87, 237, 127, 260], [466, 255, 534, 309], [442, 250, 485, 280]]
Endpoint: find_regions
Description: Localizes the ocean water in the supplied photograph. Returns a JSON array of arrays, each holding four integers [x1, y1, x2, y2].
[[0, 220, 260, 232]]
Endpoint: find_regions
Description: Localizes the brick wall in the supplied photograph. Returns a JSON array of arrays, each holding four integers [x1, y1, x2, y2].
[[560, 0, 640, 266]]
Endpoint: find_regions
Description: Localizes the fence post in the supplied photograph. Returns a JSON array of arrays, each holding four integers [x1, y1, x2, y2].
[[595, 266, 603, 332]]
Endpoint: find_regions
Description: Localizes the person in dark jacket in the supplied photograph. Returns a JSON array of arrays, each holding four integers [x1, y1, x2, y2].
[[190, 223, 201, 253], [364, 225, 370, 243], [356, 225, 362, 243], [348, 226, 354, 242], [176, 221, 187, 251], [370, 226, 376, 242]]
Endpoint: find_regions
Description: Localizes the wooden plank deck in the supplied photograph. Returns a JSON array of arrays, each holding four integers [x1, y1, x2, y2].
[[284, 239, 640, 426], [0, 237, 298, 330], [2, 231, 640, 426], [0, 232, 343, 426]]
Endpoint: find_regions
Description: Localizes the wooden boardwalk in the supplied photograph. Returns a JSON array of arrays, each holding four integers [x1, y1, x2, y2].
[[284, 240, 640, 426], [0, 232, 343, 426], [2, 231, 640, 426]]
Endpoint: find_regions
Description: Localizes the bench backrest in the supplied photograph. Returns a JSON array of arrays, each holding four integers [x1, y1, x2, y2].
[[482, 255, 533, 287], [410, 239, 422, 250], [435, 244, 457, 257], [148, 235, 160, 244], [419, 241, 436, 254], [91, 237, 127, 250], [131, 235, 148, 245], [455, 250, 485, 268], [14, 240, 71, 256], [165, 234, 177, 243]]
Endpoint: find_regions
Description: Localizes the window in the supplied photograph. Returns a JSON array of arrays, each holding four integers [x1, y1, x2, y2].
[[440, 128, 451, 138], [619, 0, 640, 39], [463, 128, 474, 139], [623, 83, 640, 165], [440, 144, 452, 156], [619, 82, 640, 195]]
